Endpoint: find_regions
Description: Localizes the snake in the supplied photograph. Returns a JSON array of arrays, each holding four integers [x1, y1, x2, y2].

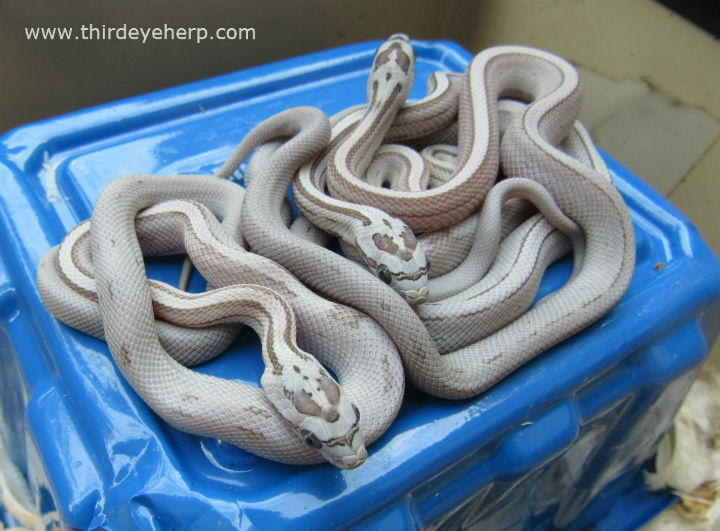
[[35, 34, 636, 466], [325, 33, 496, 234], [288, 35, 622, 357], [36, 173, 406, 469], [237, 40, 635, 399]]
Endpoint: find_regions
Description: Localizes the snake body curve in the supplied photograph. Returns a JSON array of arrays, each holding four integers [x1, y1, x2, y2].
[[37, 173, 406, 468], [240, 45, 635, 399]]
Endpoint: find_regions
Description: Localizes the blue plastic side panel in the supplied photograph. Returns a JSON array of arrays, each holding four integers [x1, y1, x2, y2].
[[1, 39, 719, 531]]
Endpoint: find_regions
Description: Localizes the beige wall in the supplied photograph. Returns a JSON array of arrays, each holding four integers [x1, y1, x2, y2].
[[2, 0, 719, 365], [0, 0, 482, 132]]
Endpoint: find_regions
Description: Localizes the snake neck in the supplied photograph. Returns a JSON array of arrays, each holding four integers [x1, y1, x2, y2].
[[295, 165, 429, 303], [151, 273, 369, 470], [239, 287, 367, 470], [328, 33, 415, 196]]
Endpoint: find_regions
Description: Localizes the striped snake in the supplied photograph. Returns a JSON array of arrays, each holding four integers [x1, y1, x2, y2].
[[37, 174, 405, 469], [241, 36, 635, 399], [35, 34, 635, 466]]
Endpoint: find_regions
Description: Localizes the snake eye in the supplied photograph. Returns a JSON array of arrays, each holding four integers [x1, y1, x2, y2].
[[301, 429, 322, 449], [377, 264, 393, 284]]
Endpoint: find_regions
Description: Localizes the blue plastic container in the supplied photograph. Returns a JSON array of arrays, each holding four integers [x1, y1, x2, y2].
[[1, 39, 719, 531]]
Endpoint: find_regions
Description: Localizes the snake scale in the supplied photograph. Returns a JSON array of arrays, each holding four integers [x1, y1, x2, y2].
[[36, 33, 635, 468]]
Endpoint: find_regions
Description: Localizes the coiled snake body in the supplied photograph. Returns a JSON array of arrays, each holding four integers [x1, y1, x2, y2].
[[37, 175, 405, 468], [36, 34, 635, 467], [241, 38, 635, 399]]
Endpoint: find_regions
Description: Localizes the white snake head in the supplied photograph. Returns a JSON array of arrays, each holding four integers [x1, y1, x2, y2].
[[368, 33, 415, 105], [266, 363, 367, 469], [356, 216, 430, 304]]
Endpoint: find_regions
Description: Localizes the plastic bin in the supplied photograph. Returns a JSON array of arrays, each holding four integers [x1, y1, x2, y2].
[[1, 39, 719, 531]]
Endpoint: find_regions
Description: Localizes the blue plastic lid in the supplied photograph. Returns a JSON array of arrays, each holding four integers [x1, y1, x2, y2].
[[0, 39, 719, 530]]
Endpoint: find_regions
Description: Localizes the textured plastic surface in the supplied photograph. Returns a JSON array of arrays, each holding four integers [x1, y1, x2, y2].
[[1, 39, 719, 531]]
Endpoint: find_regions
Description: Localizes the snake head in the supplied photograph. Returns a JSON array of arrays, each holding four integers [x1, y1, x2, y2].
[[268, 364, 367, 469], [368, 33, 416, 106], [356, 216, 429, 304]]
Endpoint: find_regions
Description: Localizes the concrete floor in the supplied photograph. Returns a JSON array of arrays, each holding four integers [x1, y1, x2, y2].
[[1, 0, 719, 370]]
